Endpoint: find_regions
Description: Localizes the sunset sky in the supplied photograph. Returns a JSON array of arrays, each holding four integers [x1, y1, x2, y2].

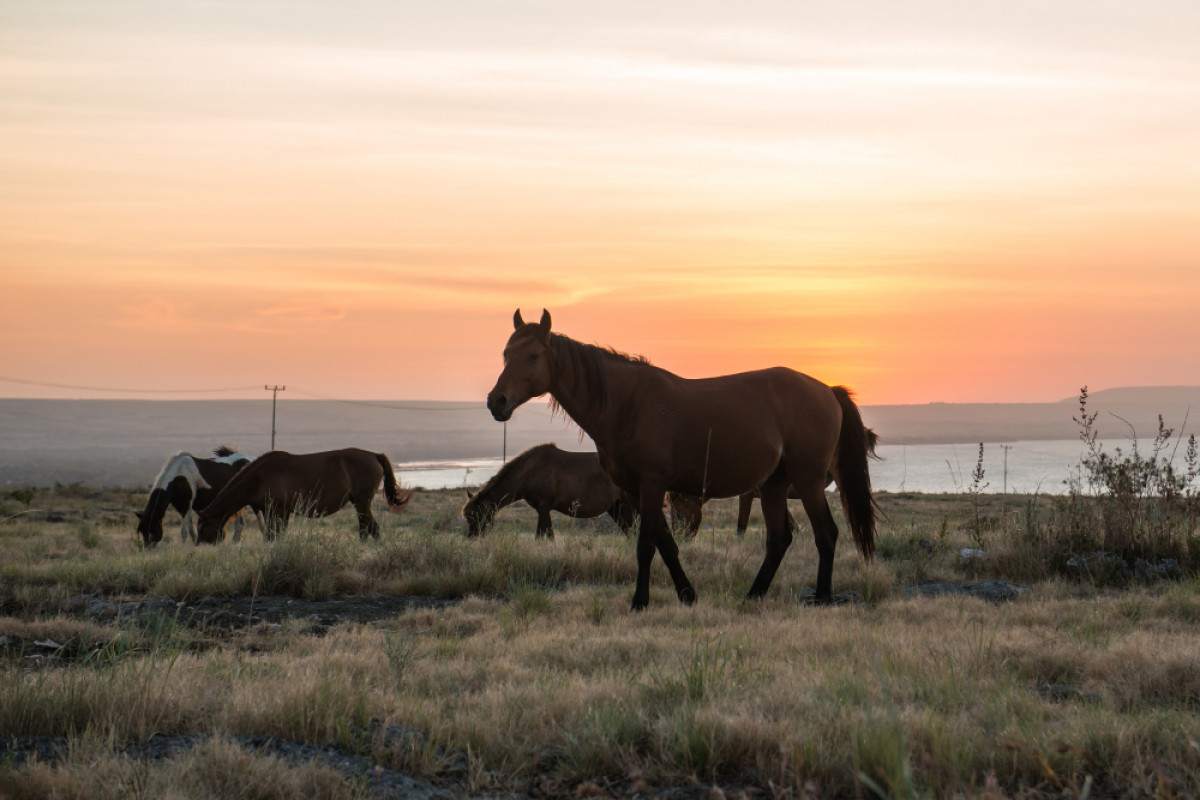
[[3, 1, 1199, 404]]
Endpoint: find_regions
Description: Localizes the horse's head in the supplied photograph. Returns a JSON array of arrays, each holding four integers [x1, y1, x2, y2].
[[136, 492, 166, 546], [487, 308, 553, 422], [194, 509, 225, 544], [461, 488, 498, 537]]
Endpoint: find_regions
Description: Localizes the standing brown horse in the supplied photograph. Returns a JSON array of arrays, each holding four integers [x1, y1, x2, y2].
[[462, 443, 635, 538], [195, 448, 412, 543], [487, 309, 877, 609]]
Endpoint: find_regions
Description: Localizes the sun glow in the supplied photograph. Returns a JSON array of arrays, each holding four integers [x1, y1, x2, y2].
[[3, 2, 1199, 403]]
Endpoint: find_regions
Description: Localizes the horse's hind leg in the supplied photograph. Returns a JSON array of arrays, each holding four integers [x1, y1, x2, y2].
[[798, 483, 839, 603], [607, 500, 634, 535], [610, 492, 637, 536], [736, 493, 754, 537], [535, 507, 553, 539], [263, 505, 288, 541], [355, 497, 380, 541], [746, 472, 793, 599]]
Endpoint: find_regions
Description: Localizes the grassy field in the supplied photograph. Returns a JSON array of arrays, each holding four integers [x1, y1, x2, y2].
[[1, 486, 1199, 799]]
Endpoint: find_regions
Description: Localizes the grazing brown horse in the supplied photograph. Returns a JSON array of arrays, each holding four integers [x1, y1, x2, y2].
[[195, 448, 412, 543], [665, 490, 790, 539], [462, 443, 635, 538], [669, 461, 874, 537], [487, 309, 877, 609]]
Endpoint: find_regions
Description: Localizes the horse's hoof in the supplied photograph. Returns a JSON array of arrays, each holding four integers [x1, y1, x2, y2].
[[802, 593, 834, 606], [630, 594, 649, 612], [744, 590, 766, 602], [678, 586, 697, 606]]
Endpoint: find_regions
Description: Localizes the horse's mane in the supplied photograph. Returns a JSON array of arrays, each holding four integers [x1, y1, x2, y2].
[[547, 333, 651, 416], [473, 443, 559, 499], [213, 444, 238, 457]]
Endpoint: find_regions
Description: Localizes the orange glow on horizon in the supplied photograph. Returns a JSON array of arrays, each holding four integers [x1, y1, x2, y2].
[[3, 3, 1199, 404]]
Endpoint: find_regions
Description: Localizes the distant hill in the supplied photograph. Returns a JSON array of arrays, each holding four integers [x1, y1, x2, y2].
[[1057, 385, 1200, 407], [862, 386, 1200, 445]]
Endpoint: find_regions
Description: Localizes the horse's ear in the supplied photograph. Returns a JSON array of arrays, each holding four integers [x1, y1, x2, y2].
[[513, 308, 524, 330], [134, 510, 143, 521], [465, 489, 474, 499], [537, 309, 552, 341]]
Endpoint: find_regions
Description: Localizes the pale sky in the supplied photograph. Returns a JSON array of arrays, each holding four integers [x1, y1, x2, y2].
[[3, 1, 1199, 402]]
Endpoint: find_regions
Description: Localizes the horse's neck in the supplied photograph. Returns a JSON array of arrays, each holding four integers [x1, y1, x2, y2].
[[550, 357, 636, 449], [485, 473, 518, 508], [205, 473, 257, 518], [142, 488, 172, 523]]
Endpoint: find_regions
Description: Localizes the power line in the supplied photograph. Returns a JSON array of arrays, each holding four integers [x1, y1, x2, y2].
[[0, 375, 262, 394], [287, 388, 486, 412], [0, 374, 559, 419], [288, 387, 559, 418]]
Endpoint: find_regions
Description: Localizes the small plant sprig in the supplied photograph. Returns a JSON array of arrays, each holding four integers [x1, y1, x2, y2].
[[967, 443, 988, 549]]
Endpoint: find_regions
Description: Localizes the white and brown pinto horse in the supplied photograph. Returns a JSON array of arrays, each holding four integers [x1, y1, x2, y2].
[[136, 446, 254, 547]]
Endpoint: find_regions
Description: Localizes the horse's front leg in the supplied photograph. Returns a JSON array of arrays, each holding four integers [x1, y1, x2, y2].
[[180, 511, 194, 544], [632, 485, 696, 610], [631, 489, 659, 611], [231, 512, 244, 543]]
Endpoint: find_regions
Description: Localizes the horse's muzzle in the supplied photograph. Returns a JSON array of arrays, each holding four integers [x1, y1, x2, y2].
[[486, 392, 512, 422]]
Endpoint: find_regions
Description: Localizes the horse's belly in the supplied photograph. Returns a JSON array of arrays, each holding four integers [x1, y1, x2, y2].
[[553, 497, 610, 518], [669, 429, 782, 499], [693, 460, 779, 499], [293, 494, 349, 518]]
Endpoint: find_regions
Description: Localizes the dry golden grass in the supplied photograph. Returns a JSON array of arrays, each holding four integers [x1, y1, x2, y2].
[[1, 486, 1199, 798]]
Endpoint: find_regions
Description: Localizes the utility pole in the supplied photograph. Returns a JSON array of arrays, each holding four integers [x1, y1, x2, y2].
[[1001, 444, 1012, 495], [265, 385, 286, 449]]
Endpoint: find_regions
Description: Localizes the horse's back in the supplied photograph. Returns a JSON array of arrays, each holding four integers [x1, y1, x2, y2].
[[334, 448, 387, 484], [548, 448, 621, 515], [624, 366, 841, 497]]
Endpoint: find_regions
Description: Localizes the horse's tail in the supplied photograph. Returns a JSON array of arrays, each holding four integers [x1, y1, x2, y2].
[[831, 386, 878, 559], [375, 453, 413, 512]]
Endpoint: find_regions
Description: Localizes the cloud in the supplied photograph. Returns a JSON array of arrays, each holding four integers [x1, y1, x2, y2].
[[255, 303, 346, 322]]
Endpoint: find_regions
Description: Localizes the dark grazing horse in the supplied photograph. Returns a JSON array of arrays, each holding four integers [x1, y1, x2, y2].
[[665, 490, 786, 539], [195, 448, 412, 543], [136, 446, 253, 547], [462, 443, 635, 538], [487, 309, 878, 609], [668, 460, 873, 537]]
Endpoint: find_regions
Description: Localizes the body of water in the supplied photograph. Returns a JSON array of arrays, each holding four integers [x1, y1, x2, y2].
[[0, 399, 1178, 495], [395, 439, 1102, 493]]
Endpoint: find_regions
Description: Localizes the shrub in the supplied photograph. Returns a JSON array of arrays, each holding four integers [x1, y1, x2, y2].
[[1064, 386, 1199, 563]]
